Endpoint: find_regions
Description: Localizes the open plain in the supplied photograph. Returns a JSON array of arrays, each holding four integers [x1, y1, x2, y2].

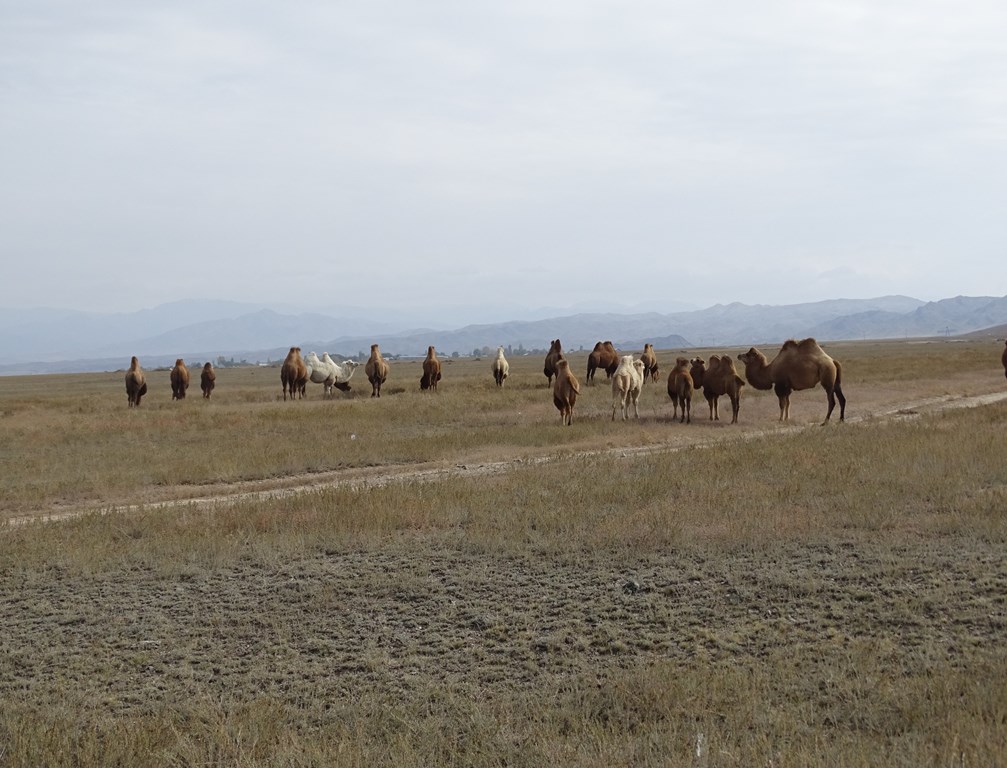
[[1, 339, 1006, 766]]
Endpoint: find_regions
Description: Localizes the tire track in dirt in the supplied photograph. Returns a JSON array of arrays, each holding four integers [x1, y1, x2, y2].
[[7, 390, 1006, 527]]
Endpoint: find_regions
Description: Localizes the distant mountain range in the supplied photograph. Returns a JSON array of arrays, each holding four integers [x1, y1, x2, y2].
[[2, 294, 1006, 375]]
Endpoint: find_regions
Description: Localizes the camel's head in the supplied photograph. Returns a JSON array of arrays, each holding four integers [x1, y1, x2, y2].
[[737, 348, 763, 366]]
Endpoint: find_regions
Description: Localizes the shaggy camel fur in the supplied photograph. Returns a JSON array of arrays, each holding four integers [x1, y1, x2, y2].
[[200, 362, 216, 399], [365, 344, 389, 397], [420, 346, 442, 391], [667, 357, 694, 424], [611, 355, 645, 421], [491, 347, 510, 387], [552, 358, 580, 426], [543, 339, 564, 385], [586, 341, 619, 384], [170, 359, 190, 400], [640, 344, 660, 382], [701, 355, 745, 424], [281, 347, 308, 401], [1002, 341, 1007, 381], [125, 356, 147, 407], [738, 338, 846, 424]]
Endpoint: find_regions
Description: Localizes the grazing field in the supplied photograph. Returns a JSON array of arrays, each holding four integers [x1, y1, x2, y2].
[[1, 339, 1006, 766]]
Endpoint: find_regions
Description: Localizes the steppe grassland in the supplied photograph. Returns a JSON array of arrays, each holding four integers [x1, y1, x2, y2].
[[1, 339, 1000, 517], [0, 338, 1006, 766]]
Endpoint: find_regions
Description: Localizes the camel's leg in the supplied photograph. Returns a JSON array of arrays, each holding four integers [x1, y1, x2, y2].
[[685, 398, 691, 424], [835, 383, 846, 421]]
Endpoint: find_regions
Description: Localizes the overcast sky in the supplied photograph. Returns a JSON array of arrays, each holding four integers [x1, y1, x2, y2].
[[2, 1, 1005, 322]]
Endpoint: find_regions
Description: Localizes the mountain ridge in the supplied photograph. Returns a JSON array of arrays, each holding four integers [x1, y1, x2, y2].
[[2, 295, 1005, 375]]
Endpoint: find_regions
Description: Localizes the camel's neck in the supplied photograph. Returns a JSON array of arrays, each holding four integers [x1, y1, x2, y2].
[[743, 359, 775, 390]]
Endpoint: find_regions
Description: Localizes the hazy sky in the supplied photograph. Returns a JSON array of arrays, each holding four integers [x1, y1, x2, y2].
[[2, 1, 1005, 322]]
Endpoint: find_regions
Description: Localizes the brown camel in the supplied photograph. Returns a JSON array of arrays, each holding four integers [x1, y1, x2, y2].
[[125, 356, 147, 407], [700, 355, 745, 424], [281, 347, 308, 401], [552, 358, 580, 426], [738, 338, 846, 424], [365, 344, 389, 397], [586, 341, 619, 384], [200, 362, 216, 399], [667, 357, 694, 424], [543, 339, 564, 385], [420, 346, 442, 391], [170, 359, 190, 400], [640, 344, 660, 382]]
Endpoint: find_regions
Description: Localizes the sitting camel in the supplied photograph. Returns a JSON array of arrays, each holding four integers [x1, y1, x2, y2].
[[737, 338, 846, 424]]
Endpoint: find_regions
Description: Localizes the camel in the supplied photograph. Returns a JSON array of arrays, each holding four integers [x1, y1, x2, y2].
[[611, 355, 645, 421], [200, 362, 216, 399], [491, 347, 509, 387], [586, 341, 619, 384], [365, 344, 389, 397], [420, 346, 442, 391], [1002, 341, 1007, 381], [125, 356, 147, 407], [170, 359, 190, 400], [700, 355, 745, 424], [639, 344, 659, 382], [552, 358, 580, 426], [543, 339, 564, 385], [667, 357, 694, 424], [281, 347, 308, 401], [738, 338, 846, 424]]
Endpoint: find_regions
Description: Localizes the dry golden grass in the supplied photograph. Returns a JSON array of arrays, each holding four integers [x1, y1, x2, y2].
[[1, 338, 1005, 766]]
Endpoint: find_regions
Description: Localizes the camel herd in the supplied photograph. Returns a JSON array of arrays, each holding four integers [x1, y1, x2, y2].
[[545, 337, 846, 427], [123, 337, 855, 426]]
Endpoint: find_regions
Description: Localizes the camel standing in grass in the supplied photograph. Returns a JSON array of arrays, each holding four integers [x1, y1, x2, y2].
[[667, 357, 694, 423], [491, 347, 509, 387], [738, 338, 846, 424], [200, 362, 216, 399], [170, 359, 190, 400], [700, 355, 745, 424], [365, 344, 389, 397], [420, 346, 442, 391], [640, 344, 659, 382], [125, 356, 147, 407], [281, 347, 308, 401], [543, 339, 564, 385], [611, 355, 645, 421], [553, 358, 580, 426], [586, 341, 619, 384]]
